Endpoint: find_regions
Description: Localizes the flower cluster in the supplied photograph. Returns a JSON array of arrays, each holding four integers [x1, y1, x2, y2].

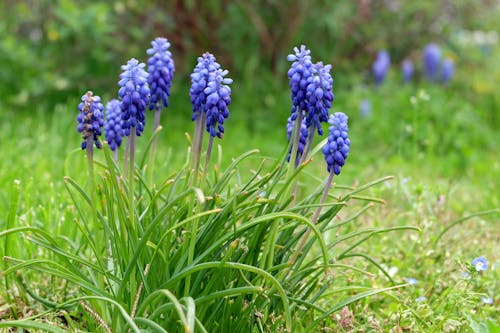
[[287, 45, 314, 120], [286, 113, 308, 163], [118, 58, 150, 136], [77, 91, 104, 150], [401, 59, 414, 83], [190, 53, 232, 138], [322, 112, 350, 175], [372, 50, 390, 85], [147, 37, 175, 110], [305, 62, 334, 135], [104, 99, 123, 151], [423, 43, 441, 81]]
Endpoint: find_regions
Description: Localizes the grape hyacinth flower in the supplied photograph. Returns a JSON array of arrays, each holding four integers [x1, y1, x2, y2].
[[441, 58, 454, 83], [104, 99, 123, 153], [189, 52, 232, 173], [118, 58, 150, 137], [287, 45, 314, 120], [286, 113, 308, 165], [77, 91, 104, 225], [77, 91, 104, 150], [423, 43, 441, 81], [401, 59, 414, 83], [322, 112, 350, 176], [147, 37, 175, 112], [287, 46, 333, 165], [372, 50, 390, 85], [305, 62, 334, 136], [146, 38, 175, 177], [472, 256, 488, 271]]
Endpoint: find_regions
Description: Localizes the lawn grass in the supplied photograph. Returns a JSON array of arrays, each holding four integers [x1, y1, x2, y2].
[[1, 54, 499, 331]]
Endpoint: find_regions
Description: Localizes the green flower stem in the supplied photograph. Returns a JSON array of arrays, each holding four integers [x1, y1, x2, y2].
[[290, 169, 334, 267], [127, 128, 138, 308], [288, 110, 303, 174], [191, 114, 206, 185], [300, 124, 316, 165], [204, 135, 214, 173], [148, 106, 162, 185]]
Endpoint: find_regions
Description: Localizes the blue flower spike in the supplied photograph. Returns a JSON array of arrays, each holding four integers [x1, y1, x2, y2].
[[147, 37, 175, 111], [305, 62, 334, 136], [287, 45, 314, 120], [189, 52, 232, 173], [190, 52, 232, 138], [322, 112, 350, 175], [118, 58, 150, 137], [77, 91, 104, 150], [104, 99, 123, 152]]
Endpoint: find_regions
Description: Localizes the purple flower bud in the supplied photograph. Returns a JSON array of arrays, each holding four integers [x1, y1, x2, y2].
[[147, 37, 175, 110], [77, 91, 104, 150], [118, 58, 150, 136]]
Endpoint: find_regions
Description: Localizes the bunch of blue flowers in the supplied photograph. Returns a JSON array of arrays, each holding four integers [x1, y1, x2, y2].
[[287, 46, 334, 166], [189, 52, 232, 172]]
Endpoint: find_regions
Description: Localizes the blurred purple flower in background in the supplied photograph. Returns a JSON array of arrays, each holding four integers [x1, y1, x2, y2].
[[423, 43, 441, 81], [360, 99, 372, 117], [401, 59, 414, 83], [441, 58, 454, 83], [406, 277, 418, 285], [372, 50, 390, 85], [481, 297, 493, 305]]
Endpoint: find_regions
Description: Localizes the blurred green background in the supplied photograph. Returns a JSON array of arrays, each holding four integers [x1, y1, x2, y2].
[[0, 0, 499, 179]]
